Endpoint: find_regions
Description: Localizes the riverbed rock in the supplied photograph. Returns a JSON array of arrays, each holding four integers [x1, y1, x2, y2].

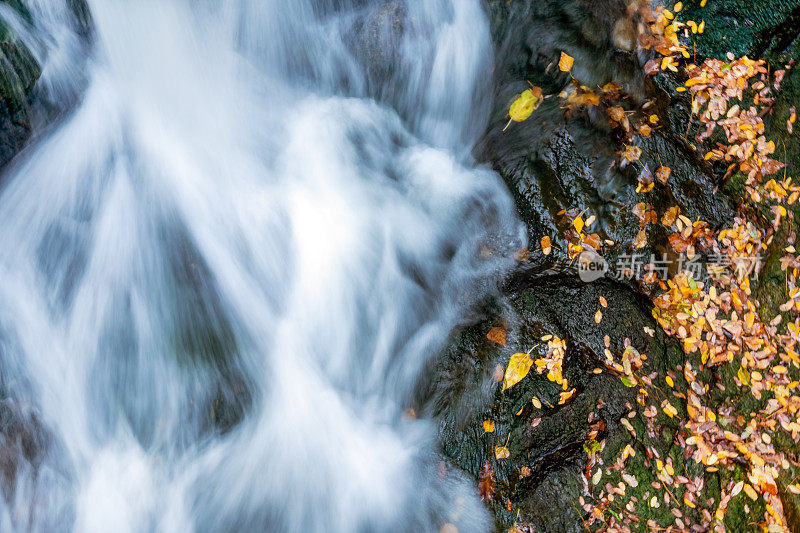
[[0, 1, 40, 168], [418, 275, 688, 531], [430, 0, 800, 530]]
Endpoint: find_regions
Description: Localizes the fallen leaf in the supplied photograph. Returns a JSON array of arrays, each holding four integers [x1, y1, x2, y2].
[[483, 420, 495, 433], [541, 235, 552, 255], [743, 483, 758, 501], [559, 52, 575, 72], [487, 327, 507, 346], [574, 216, 585, 234], [502, 353, 535, 391], [492, 364, 504, 383], [507, 87, 543, 125], [656, 166, 672, 184], [738, 366, 751, 386], [633, 228, 648, 249], [495, 445, 510, 460], [478, 461, 496, 501], [559, 388, 576, 404]]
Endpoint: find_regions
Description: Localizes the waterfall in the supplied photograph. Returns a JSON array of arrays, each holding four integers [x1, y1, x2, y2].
[[0, 1, 524, 531]]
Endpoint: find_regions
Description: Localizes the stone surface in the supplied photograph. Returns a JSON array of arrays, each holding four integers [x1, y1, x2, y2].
[[428, 0, 800, 530]]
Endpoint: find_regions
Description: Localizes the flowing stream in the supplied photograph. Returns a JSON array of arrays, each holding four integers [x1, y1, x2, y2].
[[0, 1, 524, 531]]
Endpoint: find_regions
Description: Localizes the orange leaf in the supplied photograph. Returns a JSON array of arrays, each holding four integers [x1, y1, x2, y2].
[[487, 327, 507, 346], [559, 52, 574, 72]]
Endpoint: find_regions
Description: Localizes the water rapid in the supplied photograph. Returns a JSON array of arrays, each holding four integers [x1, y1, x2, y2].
[[0, 1, 524, 531]]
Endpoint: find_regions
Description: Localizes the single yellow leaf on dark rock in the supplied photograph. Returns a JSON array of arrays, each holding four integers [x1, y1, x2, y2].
[[507, 87, 543, 125], [502, 352, 534, 391], [574, 216, 585, 234], [559, 52, 574, 72], [483, 420, 495, 433]]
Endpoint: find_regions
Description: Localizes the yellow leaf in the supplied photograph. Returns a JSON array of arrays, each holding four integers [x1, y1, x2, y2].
[[502, 353, 534, 391], [594, 310, 603, 323], [666, 375, 674, 387], [531, 396, 542, 409], [738, 366, 751, 386], [483, 420, 495, 433], [507, 87, 542, 125], [495, 445, 510, 460], [559, 52, 574, 72], [574, 216, 585, 234], [743, 483, 759, 501]]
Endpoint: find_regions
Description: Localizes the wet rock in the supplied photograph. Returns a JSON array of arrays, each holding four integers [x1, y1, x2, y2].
[[0, 0, 92, 170], [0, 1, 41, 168], [420, 275, 685, 531], [432, 0, 800, 529], [480, 0, 735, 282], [345, 1, 407, 89]]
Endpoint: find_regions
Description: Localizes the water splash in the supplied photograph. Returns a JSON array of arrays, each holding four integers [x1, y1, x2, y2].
[[0, 1, 524, 531]]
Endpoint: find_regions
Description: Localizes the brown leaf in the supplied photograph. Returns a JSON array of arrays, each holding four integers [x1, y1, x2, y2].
[[656, 166, 672, 184], [487, 326, 507, 346], [478, 461, 496, 501]]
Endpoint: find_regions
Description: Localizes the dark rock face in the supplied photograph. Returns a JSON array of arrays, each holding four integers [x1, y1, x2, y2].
[[480, 0, 737, 276], [426, 0, 800, 530], [419, 276, 684, 531], [0, 0, 92, 171], [0, 1, 41, 168]]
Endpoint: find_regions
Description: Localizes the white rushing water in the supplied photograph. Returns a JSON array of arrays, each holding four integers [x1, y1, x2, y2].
[[0, 1, 524, 531]]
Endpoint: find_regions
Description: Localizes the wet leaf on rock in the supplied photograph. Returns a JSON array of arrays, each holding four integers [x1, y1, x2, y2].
[[502, 352, 534, 391], [478, 461, 496, 501], [487, 326, 506, 346]]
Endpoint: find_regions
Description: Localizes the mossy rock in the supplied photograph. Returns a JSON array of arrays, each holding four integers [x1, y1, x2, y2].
[[422, 275, 689, 531]]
